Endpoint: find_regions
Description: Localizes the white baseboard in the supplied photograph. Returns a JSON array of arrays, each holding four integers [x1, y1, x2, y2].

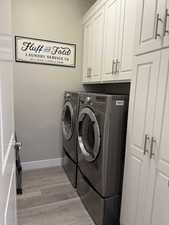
[[22, 158, 63, 171]]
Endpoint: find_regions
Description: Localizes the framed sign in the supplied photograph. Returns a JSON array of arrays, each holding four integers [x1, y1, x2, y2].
[[15, 36, 76, 67]]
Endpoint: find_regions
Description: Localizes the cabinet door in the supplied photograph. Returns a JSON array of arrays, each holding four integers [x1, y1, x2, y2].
[[120, 52, 161, 225], [102, 0, 122, 82], [163, 0, 169, 47], [120, 153, 147, 225], [149, 48, 169, 225], [82, 23, 88, 82], [151, 173, 169, 225], [157, 49, 169, 181], [135, 0, 166, 55], [117, 0, 138, 81], [91, 8, 104, 82], [82, 21, 93, 83]]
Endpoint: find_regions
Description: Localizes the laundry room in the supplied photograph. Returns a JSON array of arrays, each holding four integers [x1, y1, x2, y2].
[[1, 0, 169, 225]]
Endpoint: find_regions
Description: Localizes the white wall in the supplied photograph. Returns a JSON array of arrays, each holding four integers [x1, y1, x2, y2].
[[12, 0, 95, 163]]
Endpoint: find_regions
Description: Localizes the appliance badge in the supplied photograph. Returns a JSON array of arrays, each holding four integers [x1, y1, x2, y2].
[[116, 100, 124, 106]]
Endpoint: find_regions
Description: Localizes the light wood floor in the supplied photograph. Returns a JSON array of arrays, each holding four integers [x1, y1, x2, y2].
[[17, 166, 94, 225]]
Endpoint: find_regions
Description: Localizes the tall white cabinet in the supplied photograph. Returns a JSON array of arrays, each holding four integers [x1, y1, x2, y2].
[[150, 48, 169, 225], [121, 4, 169, 224], [120, 51, 161, 225]]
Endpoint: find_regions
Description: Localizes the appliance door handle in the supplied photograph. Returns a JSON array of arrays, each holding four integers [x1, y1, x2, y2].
[[78, 136, 91, 157], [144, 134, 150, 155], [164, 9, 169, 36]]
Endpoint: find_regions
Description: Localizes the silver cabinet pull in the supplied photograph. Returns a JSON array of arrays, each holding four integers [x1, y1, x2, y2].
[[155, 13, 163, 39], [144, 134, 150, 155], [112, 59, 115, 74], [164, 9, 169, 36], [87, 68, 89, 77], [150, 137, 156, 159], [115, 59, 120, 73], [87, 67, 92, 78]]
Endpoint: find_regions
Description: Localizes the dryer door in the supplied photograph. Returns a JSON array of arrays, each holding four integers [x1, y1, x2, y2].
[[62, 101, 74, 140], [78, 107, 101, 162]]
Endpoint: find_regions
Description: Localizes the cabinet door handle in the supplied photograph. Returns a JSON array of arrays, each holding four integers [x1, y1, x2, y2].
[[87, 68, 89, 77], [87, 68, 92, 78], [115, 59, 120, 73], [144, 134, 150, 155], [150, 137, 156, 159], [164, 9, 169, 36], [155, 13, 163, 39], [112, 59, 115, 74]]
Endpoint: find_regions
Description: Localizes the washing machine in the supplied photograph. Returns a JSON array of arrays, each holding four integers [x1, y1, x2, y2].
[[77, 93, 128, 225], [62, 91, 79, 188]]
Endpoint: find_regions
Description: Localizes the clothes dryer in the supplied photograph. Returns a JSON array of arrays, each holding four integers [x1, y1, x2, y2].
[[77, 93, 128, 225]]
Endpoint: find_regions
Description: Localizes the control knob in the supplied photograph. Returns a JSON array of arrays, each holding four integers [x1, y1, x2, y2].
[[85, 97, 91, 104], [66, 93, 71, 99]]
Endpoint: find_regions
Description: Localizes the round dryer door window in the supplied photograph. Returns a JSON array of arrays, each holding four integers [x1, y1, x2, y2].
[[78, 107, 101, 162], [62, 102, 74, 140]]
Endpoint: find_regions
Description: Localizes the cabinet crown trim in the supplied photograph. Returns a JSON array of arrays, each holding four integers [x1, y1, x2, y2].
[[83, 0, 108, 24]]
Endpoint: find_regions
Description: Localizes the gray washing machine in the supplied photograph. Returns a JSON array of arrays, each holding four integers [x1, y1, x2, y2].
[[62, 91, 79, 188], [77, 93, 128, 225]]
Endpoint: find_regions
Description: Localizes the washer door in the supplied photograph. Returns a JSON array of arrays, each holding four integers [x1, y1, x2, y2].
[[62, 101, 74, 140], [78, 107, 101, 162]]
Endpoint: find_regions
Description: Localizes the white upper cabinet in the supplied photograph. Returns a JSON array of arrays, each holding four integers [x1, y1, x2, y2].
[[101, 0, 122, 82], [91, 8, 105, 82], [82, 20, 93, 83], [135, 0, 169, 55], [117, 0, 138, 81], [82, 0, 137, 84], [82, 7, 104, 83]]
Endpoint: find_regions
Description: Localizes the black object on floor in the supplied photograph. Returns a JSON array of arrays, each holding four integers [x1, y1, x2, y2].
[[15, 133, 23, 195]]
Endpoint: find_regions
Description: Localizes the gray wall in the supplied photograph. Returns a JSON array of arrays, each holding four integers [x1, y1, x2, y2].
[[12, 0, 95, 162]]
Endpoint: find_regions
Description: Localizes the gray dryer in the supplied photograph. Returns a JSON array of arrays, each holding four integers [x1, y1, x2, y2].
[[77, 93, 128, 225]]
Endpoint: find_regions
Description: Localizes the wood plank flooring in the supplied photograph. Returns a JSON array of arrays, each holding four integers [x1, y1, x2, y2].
[[17, 166, 94, 225]]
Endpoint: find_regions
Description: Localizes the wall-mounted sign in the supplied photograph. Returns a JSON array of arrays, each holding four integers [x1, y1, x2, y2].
[[15, 36, 76, 68]]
